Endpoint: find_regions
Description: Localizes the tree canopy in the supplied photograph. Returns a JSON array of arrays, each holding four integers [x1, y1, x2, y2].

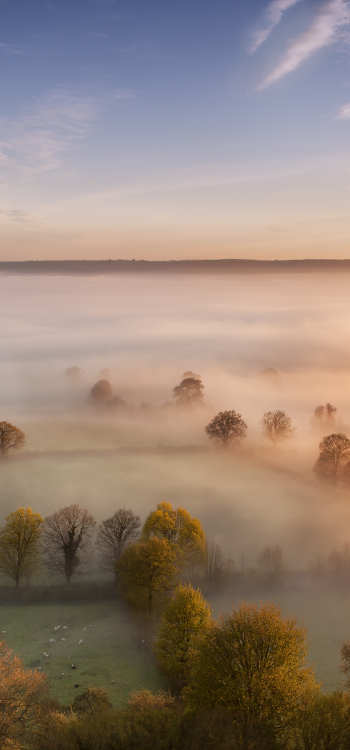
[[96, 508, 141, 578], [116, 538, 178, 613], [186, 602, 318, 734], [142, 502, 206, 567], [260, 410, 295, 445], [42, 504, 96, 585], [0, 421, 25, 457], [154, 584, 212, 693], [173, 377, 204, 406], [0, 639, 49, 748], [89, 379, 113, 402], [0, 508, 44, 588], [313, 433, 350, 484], [205, 410, 247, 446]]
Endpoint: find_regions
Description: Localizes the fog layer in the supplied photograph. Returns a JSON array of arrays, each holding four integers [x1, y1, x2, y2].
[[1, 271, 350, 571]]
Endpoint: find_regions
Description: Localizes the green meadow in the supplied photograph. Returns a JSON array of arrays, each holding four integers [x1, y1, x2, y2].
[[0, 601, 164, 706]]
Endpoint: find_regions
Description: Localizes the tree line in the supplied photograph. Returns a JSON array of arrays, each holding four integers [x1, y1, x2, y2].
[[2, 400, 349, 484]]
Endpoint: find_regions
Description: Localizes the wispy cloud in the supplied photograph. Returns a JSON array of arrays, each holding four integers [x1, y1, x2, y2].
[[0, 88, 132, 179], [336, 102, 350, 118], [258, 0, 350, 89], [250, 0, 304, 55], [0, 42, 24, 55], [0, 210, 32, 223]]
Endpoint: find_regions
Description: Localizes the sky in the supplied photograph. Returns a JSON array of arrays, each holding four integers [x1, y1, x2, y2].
[[1, 0, 350, 260]]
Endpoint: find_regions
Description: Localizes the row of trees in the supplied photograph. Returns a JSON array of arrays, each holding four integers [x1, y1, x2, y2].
[[0, 503, 206, 591]]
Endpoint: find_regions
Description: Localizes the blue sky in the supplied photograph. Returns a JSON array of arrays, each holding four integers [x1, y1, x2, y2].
[[1, 0, 350, 260]]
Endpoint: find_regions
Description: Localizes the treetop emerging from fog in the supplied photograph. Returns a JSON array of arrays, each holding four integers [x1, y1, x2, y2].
[[205, 410, 247, 446], [0, 422, 25, 457]]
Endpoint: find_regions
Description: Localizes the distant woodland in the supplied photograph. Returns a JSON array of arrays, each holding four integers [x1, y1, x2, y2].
[[2, 258, 350, 275]]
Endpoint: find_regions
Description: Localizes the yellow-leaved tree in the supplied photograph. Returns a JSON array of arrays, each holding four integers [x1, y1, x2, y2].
[[154, 583, 212, 694], [0, 639, 49, 748], [142, 502, 206, 568], [0, 507, 44, 588], [116, 538, 178, 613], [186, 602, 319, 742]]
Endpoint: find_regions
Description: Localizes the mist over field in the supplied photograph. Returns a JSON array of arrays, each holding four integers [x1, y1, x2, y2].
[[1, 270, 350, 575]]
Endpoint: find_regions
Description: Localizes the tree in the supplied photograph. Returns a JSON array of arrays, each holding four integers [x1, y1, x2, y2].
[[96, 508, 141, 579], [205, 410, 247, 446], [313, 403, 337, 425], [89, 379, 113, 402], [0, 639, 49, 748], [313, 433, 350, 484], [340, 640, 350, 691], [260, 410, 295, 445], [116, 538, 178, 613], [142, 502, 206, 567], [0, 508, 44, 588], [65, 366, 83, 381], [154, 584, 212, 694], [257, 544, 286, 576], [173, 377, 204, 406], [42, 504, 96, 586], [186, 603, 318, 739], [0, 421, 25, 457], [205, 540, 225, 588]]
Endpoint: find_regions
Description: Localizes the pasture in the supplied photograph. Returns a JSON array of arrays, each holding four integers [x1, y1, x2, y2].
[[0, 601, 164, 706]]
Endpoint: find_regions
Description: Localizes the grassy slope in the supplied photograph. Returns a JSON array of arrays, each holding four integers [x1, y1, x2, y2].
[[0, 601, 164, 706]]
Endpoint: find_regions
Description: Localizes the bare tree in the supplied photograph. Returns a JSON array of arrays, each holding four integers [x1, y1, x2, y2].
[[42, 504, 96, 585], [257, 544, 286, 575], [205, 540, 225, 587], [173, 377, 204, 406], [313, 433, 350, 484], [0, 422, 25, 458], [96, 509, 141, 579], [260, 410, 295, 445], [205, 410, 247, 446]]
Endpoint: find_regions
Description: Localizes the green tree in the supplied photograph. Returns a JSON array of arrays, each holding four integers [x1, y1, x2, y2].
[[154, 584, 212, 693], [313, 433, 350, 484], [173, 377, 204, 406], [0, 421, 25, 457], [142, 502, 206, 567], [260, 410, 295, 445], [205, 410, 247, 446], [186, 602, 318, 742], [0, 507, 44, 588], [116, 538, 178, 613]]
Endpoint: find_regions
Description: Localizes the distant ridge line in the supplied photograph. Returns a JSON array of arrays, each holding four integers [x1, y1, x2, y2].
[[1, 259, 350, 275]]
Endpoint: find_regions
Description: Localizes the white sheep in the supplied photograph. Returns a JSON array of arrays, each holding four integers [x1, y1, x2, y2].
[[63, 626, 68, 630], [78, 639, 83, 645], [54, 626, 60, 631], [2, 631, 6, 634], [49, 639, 56, 643], [61, 638, 66, 642]]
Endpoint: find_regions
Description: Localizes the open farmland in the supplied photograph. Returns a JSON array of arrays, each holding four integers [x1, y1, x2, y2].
[[0, 601, 164, 706]]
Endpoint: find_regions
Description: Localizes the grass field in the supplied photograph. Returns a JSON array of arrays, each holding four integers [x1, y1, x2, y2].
[[0, 601, 164, 706]]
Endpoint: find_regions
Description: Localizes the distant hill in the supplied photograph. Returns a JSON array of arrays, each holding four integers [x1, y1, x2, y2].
[[1, 259, 350, 275]]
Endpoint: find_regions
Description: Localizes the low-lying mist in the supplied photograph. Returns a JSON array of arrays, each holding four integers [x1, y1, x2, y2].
[[1, 270, 350, 572]]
